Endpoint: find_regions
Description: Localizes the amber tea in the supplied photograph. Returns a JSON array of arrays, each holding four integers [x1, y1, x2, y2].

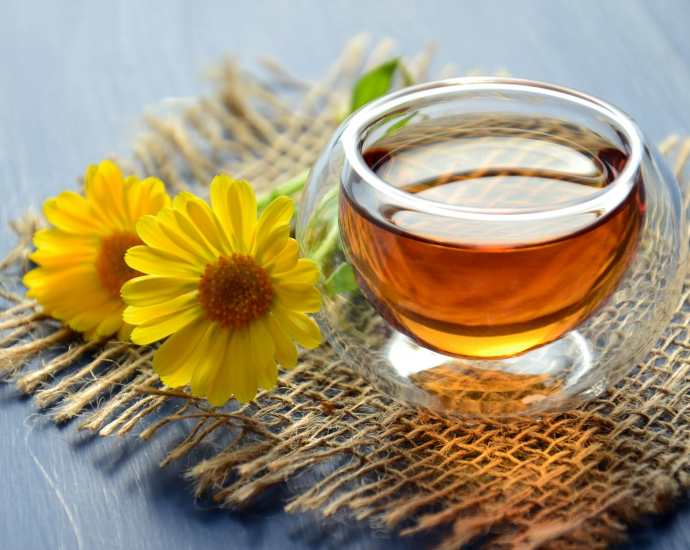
[[340, 114, 645, 359]]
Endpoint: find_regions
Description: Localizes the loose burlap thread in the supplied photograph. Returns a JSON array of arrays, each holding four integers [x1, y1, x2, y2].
[[2, 37, 690, 549]]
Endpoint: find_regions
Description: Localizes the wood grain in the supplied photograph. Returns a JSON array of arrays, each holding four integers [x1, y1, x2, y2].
[[0, 0, 688, 548]]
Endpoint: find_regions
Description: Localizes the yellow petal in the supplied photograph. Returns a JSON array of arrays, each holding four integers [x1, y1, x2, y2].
[[227, 178, 257, 254], [205, 329, 238, 407], [210, 175, 235, 248], [43, 193, 106, 235], [94, 308, 127, 338], [229, 319, 275, 404], [254, 222, 290, 267], [253, 196, 293, 255], [125, 246, 203, 277], [130, 303, 203, 345], [210, 175, 258, 252], [123, 293, 199, 325], [190, 323, 228, 399], [184, 194, 233, 255], [82, 327, 99, 341], [274, 284, 322, 313], [172, 192, 192, 213], [271, 259, 320, 286], [257, 358, 278, 393], [28, 276, 105, 308], [136, 215, 206, 269], [125, 176, 171, 222], [157, 208, 217, 263], [117, 323, 134, 342], [261, 313, 298, 370], [29, 248, 97, 268], [33, 228, 99, 251], [84, 161, 128, 230], [37, 275, 111, 309], [122, 175, 168, 232], [136, 215, 172, 249], [23, 265, 95, 291], [231, 329, 258, 403], [155, 317, 213, 388], [67, 298, 123, 333], [145, 184, 173, 215], [124, 176, 144, 223], [264, 238, 299, 275], [121, 275, 199, 307], [271, 304, 322, 349], [249, 317, 275, 366]]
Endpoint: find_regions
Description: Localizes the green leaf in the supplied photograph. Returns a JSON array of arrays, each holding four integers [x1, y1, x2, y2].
[[350, 58, 400, 113], [323, 263, 358, 297], [385, 112, 416, 136]]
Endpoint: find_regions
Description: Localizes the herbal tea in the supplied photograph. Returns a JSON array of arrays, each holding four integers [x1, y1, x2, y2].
[[340, 115, 645, 358]]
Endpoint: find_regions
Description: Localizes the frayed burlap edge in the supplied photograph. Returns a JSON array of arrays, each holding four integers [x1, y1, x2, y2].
[[2, 36, 690, 550]]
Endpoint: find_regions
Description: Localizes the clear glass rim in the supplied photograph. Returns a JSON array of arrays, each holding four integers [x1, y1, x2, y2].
[[341, 77, 644, 222]]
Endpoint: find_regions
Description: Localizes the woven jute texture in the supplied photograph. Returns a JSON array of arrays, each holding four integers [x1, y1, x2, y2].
[[2, 37, 690, 550]]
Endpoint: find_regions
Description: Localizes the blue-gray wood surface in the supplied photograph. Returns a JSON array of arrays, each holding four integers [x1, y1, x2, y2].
[[1, 0, 690, 548]]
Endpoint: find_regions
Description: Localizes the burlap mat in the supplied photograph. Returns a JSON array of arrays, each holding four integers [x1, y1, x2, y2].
[[2, 37, 690, 550]]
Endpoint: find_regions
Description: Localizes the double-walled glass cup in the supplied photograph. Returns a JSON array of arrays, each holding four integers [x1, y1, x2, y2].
[[298, 78, 687, 419]]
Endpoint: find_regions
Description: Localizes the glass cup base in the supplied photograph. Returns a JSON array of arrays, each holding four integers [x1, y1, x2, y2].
[[317, 294, 610, 421], [380, 330, 595, 419]]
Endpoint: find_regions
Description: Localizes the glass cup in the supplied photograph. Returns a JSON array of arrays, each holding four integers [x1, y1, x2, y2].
[[298, 78, 687, 419]]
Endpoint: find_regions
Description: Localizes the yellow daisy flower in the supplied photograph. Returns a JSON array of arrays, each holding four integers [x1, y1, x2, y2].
[[121, 175, 322, 406], [23, 161, 172, 341]]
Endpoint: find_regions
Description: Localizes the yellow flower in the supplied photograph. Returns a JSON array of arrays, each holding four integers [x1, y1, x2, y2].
[[121, 175, 322, 406], [23, 161, 171, 341]]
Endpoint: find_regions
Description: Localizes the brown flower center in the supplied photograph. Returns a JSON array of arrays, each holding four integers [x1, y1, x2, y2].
[[198, 253, 274, 329], [95, 231, 145, 298]]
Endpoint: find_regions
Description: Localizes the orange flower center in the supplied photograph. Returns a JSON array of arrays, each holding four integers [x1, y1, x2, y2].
[[197, 253, 274, 330], [95, 231, 145, 298]]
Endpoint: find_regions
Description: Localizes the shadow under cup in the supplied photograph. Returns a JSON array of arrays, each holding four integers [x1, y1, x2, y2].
[[298, 78, 687, 419]]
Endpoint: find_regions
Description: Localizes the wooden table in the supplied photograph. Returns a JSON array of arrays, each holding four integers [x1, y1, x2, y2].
[[1, 1, 689, 548]]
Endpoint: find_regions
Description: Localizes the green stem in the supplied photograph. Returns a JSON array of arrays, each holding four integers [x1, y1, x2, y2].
[[256, 169, 310, 210], [309, 220, 340, 268]]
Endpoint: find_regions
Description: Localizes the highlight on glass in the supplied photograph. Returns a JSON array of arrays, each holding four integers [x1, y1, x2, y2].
[[298, 78, 687, 419]]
